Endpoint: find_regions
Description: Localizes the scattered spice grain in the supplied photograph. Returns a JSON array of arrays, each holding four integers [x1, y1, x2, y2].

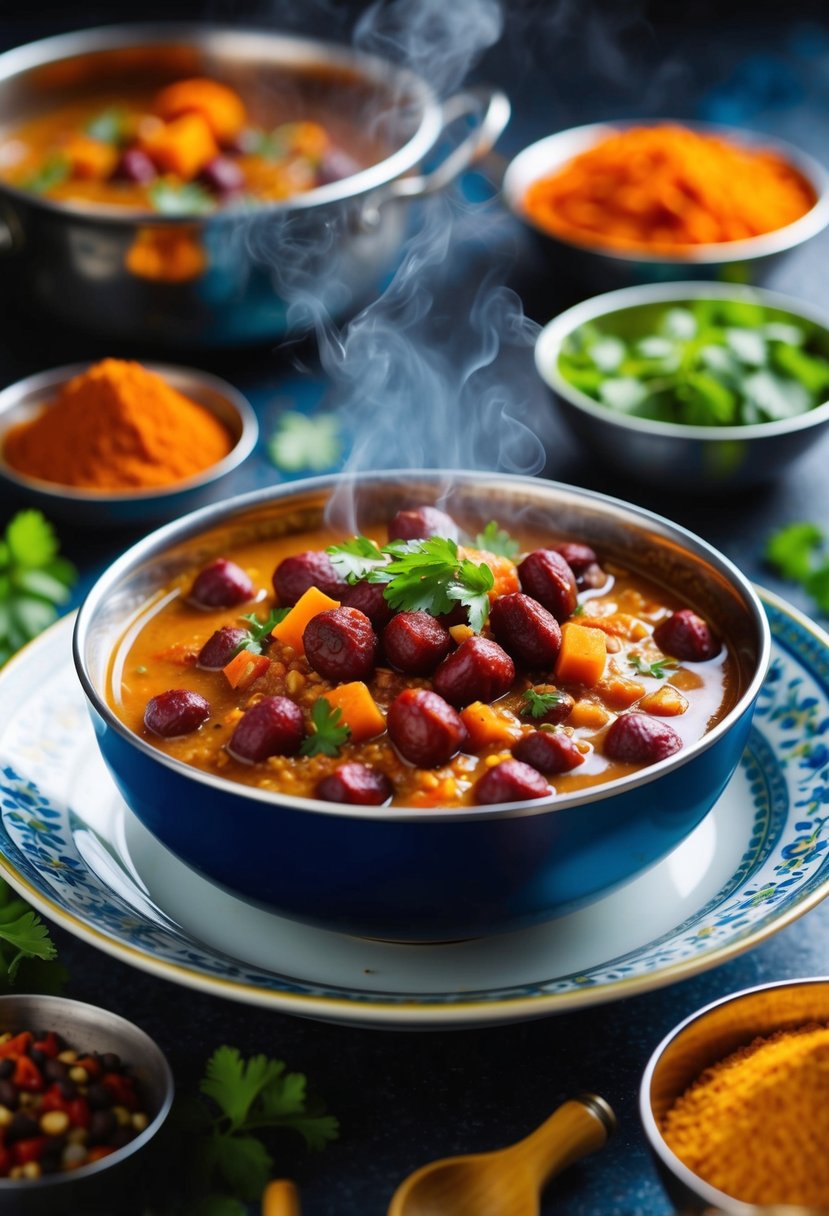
[[524, 124, 816, 252], [3, 357, 232, 490], [660, 1021, 829, 1207]]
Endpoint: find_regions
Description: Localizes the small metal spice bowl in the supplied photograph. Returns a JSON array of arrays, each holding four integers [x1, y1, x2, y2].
[[0, 361, 258, 528], [640, 978, 829, 1216], [0, 993, 173, 1215]]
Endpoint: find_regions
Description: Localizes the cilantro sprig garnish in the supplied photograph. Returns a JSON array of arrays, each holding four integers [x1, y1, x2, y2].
[[238, 608, 289, 655], [629, 653, 680, 679], [0, 511, 76, 667], [521, 688, 567, 719], [85, 106, 129, 145], [475, 521, 520, 559], [328, 535, 495, 633], [765, 522, 829, 614], [300, 699, 351, 758], [558, 299, 829, 427], [197, 1046, 339, 1205]]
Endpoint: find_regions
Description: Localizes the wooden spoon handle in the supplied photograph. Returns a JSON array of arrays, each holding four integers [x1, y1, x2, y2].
[[262, 1179, 301, 1216], [507, 1093, 616, 1186]]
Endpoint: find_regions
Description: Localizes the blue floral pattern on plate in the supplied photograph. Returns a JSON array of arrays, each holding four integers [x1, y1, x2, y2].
[[0, 592, 826, 1027]]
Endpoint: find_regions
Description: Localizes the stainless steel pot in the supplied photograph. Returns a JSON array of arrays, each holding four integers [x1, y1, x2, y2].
[[0, 24, 510, 347]]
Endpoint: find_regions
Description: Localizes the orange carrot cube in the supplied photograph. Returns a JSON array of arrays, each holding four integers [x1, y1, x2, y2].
[[153, 78, 247, 144], [460, 702, 522, 751], [222, 650, 270, 690], [554, 622, 608, 686], [62, 135, 118, 181], [321, 682, 385, 743], [270, 586, 341, 655], [139, 112, 218, 180]]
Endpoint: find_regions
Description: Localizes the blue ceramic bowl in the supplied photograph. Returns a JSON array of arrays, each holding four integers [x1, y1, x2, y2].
[[73, 472, 770, 942]]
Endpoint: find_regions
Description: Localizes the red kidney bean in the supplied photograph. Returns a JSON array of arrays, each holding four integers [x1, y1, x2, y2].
[[316, 762, 393, 805], [144, 689, 210, 737], [523, 684, 575, 725], [228, 696, 305, 762], [432, 637, 515, 708], [382, 612, 452, 675], [489, 593, 562, 669], [388, 505, 459, 542], [603, 712, 683, 765], [653, 608, 719, 662], [513, 730, 585, 774], [340, 581, 395, 630], [189, 558, 255, 609], [199, 155, 245, 196], [273, 551, 346, 606], [113, 147, 156, 184], [474, 759, 550, 804], [554, 542, 606, 590], [518, 550, 578, 622], [387, 689, 467, 767], [197, 626, 249, 669], [303, 607, 377, 681]]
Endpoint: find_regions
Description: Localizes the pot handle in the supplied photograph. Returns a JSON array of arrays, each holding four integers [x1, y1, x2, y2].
[[360, 86, 510, 222]]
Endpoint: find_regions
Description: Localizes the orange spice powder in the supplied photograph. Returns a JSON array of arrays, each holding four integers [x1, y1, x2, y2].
[[3, 358, 233, 490], [660, 1022, 829, 1207], [523, 124, 816, 252]]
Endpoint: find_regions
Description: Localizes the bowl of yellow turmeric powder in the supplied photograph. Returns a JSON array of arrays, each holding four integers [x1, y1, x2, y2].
[[503, 120, 829, 293], [641, 977, 829, 1214], [0, 357, 258, 527]]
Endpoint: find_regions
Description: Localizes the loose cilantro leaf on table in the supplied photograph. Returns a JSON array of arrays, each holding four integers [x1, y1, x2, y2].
[[268, 411, 341, 473], [198, 1046, 339, 1204], [765, 522, 829, 615], [521, 688, 567, 719], [628, 653, 679, 679], [474, 521, 520, 559], [557, 299, 829, 428], [0, 878, 60, 989], [329, 535, 496, 632], [299, 698, 350, 758], [0, 511, 76, 667]]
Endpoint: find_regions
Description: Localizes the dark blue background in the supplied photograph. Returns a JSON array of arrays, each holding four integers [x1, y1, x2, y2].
[[1, 4, 828, 1213]]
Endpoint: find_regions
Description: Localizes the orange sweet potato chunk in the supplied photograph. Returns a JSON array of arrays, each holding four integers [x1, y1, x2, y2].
[[554, 622, 608, 686], [153, 78, 247, 144], [270, 587, 341, 655], [321, 682, 386, 743], [460, 702, 522, 751]]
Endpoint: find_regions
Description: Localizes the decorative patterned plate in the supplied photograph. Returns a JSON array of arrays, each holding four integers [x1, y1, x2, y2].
[[0, 591, 827, 1028]]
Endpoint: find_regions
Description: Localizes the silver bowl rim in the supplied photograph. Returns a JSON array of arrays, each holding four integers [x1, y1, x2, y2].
[[0, 992, 174, 1191], [0, 360, 258, 504], [0, 22, 443, 225], [73, 468, 771, 824], [535, 279, 829, 441], [503, 117, 829, 265], [638, 976, 829, 1216]]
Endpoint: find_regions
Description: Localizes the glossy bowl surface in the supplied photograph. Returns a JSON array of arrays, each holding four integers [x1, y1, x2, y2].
[[0, 361, 257, 526], [73, 471, 770, 942], [535, 281, 829, 493], [503, 119, 829, 293], [640, 978, 829, 1215], [0, 993, 173, 1215]]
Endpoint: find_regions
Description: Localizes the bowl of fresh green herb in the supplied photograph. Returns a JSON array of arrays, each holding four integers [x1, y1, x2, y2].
[[535, 282, 829, 492]]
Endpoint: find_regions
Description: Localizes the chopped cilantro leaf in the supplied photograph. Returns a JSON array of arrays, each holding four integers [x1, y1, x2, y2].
[[629, 653, 679, 679], [0, 511, 76, 668], [366, 536, 494, 633], [474, 521, 520, 558], [326, 536, 387, 584], [521, 688, 566, 719], [299, 699, 350, 758], [149, 180, 215, 215], [22, 153, 70, 195], [238, 608, 289, 655]]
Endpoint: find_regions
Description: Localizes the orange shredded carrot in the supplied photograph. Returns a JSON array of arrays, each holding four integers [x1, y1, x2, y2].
[[523, 124, 816, 253]]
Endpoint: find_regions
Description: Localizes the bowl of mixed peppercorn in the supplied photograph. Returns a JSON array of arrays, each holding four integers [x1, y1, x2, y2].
[[0, 994, 173, 1214], [74, 470, 770, 942], [536, 281, 829, 492]]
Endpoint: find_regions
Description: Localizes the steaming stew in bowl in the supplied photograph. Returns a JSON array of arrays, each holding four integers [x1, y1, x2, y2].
[[0, 75, 366, 213], [107, 504, 739, 809]]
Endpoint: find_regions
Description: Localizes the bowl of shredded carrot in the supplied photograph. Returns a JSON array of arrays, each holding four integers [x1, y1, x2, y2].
[[0, 358, 258, 527], [503, 120, 829, 291], [641, 978, 829, 1214]]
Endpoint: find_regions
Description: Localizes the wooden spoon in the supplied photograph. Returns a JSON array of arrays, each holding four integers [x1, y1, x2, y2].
[[387, 1092, 616, 1216], [262, 1179, 301, 1216]]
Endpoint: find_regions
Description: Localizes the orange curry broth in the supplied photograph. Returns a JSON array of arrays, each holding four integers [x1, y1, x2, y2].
[[106, 526, 739, 809]]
